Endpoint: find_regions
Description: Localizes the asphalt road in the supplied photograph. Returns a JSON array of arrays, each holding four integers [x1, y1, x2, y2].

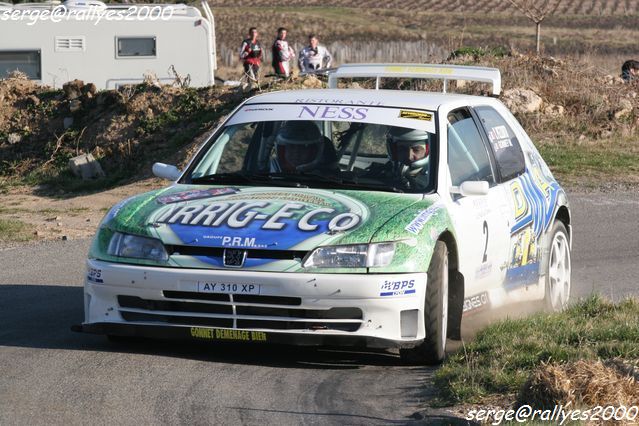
[[1, 191, 637, 425]]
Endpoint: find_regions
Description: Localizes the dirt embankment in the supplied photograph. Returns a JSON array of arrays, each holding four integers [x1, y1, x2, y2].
[[1, 53, 638, 187], [0, 75, 250, 189]]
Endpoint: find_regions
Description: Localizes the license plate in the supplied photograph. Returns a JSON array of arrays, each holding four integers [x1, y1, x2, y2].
[[197, 281, 261, 295]]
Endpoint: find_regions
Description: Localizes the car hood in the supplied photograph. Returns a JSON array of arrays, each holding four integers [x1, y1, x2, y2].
[[101, 185, 426, 267]]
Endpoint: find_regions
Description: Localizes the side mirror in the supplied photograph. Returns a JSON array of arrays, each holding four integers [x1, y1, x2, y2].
[[450, 180, 489, 197], [152, 162, 181, 181]]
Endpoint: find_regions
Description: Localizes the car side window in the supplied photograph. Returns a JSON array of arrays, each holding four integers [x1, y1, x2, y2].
[[447, 108, 496, 187], [474, 106, 526, 182]]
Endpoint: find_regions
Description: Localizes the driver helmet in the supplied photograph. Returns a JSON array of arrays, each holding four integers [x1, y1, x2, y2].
[[274, 121, 324, 172], [386, 127, 430, 177]]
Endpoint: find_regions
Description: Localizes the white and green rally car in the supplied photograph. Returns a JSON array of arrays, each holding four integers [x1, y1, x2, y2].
[[75, 64, 572, 364]]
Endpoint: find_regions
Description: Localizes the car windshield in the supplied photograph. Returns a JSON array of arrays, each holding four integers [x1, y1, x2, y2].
[[183, 104, 437, 193]]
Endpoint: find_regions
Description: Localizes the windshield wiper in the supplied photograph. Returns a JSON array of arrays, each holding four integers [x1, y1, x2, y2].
[[190, 172, 308, 188], [289, 172, 405, 193]]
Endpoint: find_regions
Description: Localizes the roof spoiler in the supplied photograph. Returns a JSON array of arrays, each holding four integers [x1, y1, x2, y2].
[[327, 63, 501, 96]]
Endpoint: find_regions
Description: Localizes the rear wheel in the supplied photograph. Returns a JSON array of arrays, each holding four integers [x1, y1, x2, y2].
[[400, 241, 448, 365], [544, 221, 571, 312]]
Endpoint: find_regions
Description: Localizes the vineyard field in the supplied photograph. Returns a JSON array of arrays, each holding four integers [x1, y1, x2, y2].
[[208, 0, 639, 15], [211, 3, 639, 71]]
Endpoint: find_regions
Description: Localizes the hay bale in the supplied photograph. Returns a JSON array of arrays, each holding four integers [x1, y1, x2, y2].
[[517, 360, 639, 410]]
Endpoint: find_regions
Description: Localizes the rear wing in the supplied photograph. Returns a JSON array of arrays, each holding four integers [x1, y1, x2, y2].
[[327, 63, 501, 96]]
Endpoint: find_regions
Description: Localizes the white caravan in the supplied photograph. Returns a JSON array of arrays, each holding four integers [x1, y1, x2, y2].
[[0, 0, 217, 89]]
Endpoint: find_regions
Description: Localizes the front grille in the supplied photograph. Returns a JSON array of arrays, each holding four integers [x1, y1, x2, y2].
[[117, 293, 363, 332], [163, 291, 302, 306], [165, 245, 308, 261]]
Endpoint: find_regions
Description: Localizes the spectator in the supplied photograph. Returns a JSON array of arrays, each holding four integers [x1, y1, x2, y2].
[[621, 60, 639, 82], [298, 34, 333, 73], [272, 27, 295, 78], [239, 27, 262, 82]]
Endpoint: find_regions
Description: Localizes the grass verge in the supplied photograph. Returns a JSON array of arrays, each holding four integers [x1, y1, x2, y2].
[[537, 138, 639, 187], [435, 296, 639, 404], [0, 218, 34, 244]]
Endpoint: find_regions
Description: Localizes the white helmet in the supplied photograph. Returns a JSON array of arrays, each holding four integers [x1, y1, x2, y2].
[[274, 121, 324, 172], [386, 127, 431, 177]]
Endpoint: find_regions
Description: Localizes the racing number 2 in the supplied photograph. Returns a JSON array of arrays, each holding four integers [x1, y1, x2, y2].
[[482, 220, 489, 263]]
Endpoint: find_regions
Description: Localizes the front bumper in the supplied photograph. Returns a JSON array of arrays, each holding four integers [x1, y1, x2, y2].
[[79, 259, 428, 348]]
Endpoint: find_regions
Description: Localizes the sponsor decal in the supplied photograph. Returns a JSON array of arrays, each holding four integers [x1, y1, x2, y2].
[[384, 65, 454, 75], [190, 327, 267, 342], [505, 157, 561, 289], [294, 98, 383, 106], [379, 278, 416, 297], [297, 105, 369, 121], [463, 291, 490, 315], [225, 191, 331, 207], [399, 110, 432, 121], [405, 207, 438, 235], [474, 262, 492, 280], [157, 187, 238, 204], [87, 267, 103, 283], [226, 104, 436, 134], [243, 107, 273, 112], [487, 125, 512, 150], [103, 197, 131, 223], [157, 201, 361, 233]]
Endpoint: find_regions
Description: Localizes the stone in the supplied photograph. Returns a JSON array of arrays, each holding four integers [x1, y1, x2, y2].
[[542, 103, 564, 116], [63, 117, 74, 129], [7, 133, 21, 144], [26, 95, 40, 107], [63, 79, 84, 100], [614, 99, 633, 119], [69, 99, 82, 113], [301, 75, 323, 89], [82, 82, 97, 95], [501, 88, 543, 114], [68, 153, 105, 180]]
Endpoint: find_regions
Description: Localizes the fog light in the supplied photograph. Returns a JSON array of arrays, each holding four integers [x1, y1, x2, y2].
[[400, 309, 419, 338]]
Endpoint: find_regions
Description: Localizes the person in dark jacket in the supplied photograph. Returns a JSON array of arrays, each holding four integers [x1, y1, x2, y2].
[[621, 60, 639, 82]]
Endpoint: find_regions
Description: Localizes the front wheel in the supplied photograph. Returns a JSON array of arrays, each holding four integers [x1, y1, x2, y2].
[[544, 221, 571, 312], [400, 241, 448, 365]]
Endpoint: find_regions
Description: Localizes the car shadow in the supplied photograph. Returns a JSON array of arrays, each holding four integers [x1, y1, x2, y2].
[[0, 283, 480, 424]]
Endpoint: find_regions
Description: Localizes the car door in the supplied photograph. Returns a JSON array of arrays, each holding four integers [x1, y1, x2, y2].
[[472, 105, 538, 291], [444, 107, 511, 311]]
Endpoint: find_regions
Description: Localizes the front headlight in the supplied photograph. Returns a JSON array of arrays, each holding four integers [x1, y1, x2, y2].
[[303, 242, 395, 268], [107, 232, 168, 262]]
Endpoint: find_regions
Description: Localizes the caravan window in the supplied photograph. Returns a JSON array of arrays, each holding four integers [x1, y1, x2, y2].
[[0, 51, 41, 79], [116, 37, 156, 57]]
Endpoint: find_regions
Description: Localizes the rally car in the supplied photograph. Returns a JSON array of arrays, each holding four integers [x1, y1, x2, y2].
[[74, 64, 572, 364]]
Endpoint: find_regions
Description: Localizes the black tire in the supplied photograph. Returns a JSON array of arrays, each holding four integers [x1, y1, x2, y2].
[[544, 221, 571, 312], [400, 241, 449, 365]]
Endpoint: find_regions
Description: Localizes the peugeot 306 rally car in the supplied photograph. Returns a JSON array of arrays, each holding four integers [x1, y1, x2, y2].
[[74, 64, 572, 364]]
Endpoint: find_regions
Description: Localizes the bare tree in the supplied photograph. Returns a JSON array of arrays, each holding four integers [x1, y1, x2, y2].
[[507, 0, 562, 54]]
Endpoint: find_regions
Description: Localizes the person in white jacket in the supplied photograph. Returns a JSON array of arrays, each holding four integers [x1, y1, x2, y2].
[[298, 34, 332, 73]]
